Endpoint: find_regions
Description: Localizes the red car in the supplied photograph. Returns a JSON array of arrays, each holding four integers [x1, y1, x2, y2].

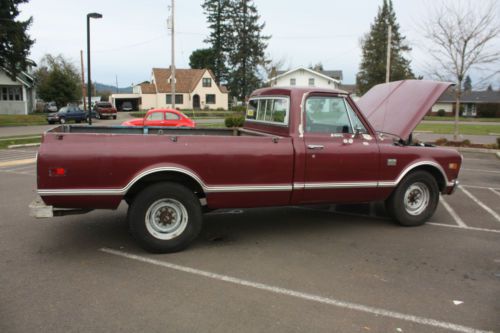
[[122, 109, 195, 128]]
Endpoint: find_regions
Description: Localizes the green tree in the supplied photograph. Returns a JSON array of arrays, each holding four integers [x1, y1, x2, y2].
[[0, 0, 35, 79], [202, 0, 232, 84], [35, 54, 82, 107], [228, 0, 269, 100], [356, 0, 414, 95], [463, 75, 472, 92], [189, 48, 216, 72]]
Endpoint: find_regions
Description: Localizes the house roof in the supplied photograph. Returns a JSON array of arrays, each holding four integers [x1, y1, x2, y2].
[[437, 89, 500, 104], [274, 67, 343, 81], [339, 84, 357, 94], [151, 68, 228, 94], [0, 66, 35, 88], [140, 83, 156, 94]]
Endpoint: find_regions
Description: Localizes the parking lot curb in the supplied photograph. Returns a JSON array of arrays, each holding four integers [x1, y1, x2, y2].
[[8, 143, 41, 149], [439, 146, 500, 154]]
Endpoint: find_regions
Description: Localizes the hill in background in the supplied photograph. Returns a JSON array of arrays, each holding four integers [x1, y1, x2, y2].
[[95, 82, 133, 94]]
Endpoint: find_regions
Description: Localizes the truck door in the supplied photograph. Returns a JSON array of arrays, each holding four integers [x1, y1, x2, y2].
[[302, 95, 380, 203]]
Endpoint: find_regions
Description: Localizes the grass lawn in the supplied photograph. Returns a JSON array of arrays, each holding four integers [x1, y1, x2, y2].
[[0, 136, 41, 149], [423, 116, 500, 122], [0, 114, 47, 127], [195, 122, 225, 129], [415, 123, 500, 135]]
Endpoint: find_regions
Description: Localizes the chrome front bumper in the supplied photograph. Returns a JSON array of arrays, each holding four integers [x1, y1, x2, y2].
[[447, 179, 459, 195]]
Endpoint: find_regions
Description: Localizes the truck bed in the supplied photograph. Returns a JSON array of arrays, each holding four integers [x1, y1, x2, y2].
[[48, 125, 273, 137]]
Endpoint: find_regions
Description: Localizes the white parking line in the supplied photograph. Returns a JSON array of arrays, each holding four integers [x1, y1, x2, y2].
[[489, 188, 500, 198], [428, 223, 500, 234], [460, 187, 500, 223], [440, 196, 467, 227], [100, 248, 491, 333]]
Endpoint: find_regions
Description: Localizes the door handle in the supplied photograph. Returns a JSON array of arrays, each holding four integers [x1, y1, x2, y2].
[[307, 144, 324, 150]]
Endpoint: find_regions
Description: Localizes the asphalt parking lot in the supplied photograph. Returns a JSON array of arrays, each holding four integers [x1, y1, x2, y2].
[[0, 148, 499, 333]]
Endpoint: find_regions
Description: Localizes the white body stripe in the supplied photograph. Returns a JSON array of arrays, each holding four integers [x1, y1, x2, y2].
[[38, 161, 454, 196]]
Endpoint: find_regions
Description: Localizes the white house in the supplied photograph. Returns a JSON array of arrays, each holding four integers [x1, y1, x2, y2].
[[0, 65, 36, 115], [267, 67, 342, 89], [134, 68, 229, 110]]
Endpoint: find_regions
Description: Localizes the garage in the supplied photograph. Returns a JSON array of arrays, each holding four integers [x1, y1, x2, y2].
[[110, 93, 141, 111]]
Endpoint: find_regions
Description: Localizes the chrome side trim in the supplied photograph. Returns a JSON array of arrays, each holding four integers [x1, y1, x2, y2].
[[38, 166, 293, 196], [38, 162, 449, 196]]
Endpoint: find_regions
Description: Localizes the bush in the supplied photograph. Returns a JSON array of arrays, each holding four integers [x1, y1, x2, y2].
[[461, 139, 471, 146], [231, 105, 247, 112], [497, 137, 500, 148], [225, 115, 245, 128], [437, 109, 446, 117], [434, 138, 448, 146]]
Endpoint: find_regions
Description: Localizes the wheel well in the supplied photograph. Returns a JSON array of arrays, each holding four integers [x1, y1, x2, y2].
[[410, 165, 446, 191], [124, 171, 206, 204]]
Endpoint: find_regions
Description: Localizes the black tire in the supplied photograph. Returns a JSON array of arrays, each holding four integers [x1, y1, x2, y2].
[[59, 117, 66, 124], [48, 121, 54, 124], [76, 119, 81, 123], [385, 171, 439, 226], [128, 182, 202, 253], [96, 113, 101, 119], [113, 115, 117, 120]]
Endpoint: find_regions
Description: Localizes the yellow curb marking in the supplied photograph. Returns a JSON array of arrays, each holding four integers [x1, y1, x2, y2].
[[0, 158, 36, 168]]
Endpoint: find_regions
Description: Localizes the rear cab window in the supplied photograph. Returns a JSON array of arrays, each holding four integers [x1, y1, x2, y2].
[[246, 97, 289, 126]]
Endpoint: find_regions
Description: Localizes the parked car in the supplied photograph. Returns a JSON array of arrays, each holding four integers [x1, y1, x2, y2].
[[121, 109, 196, 128], [93, 102, 117, 119], [43, 101, 58, 113], [32, 80, 462, 254], [121, 101, 133, 111], [47, 105, 88, 124]]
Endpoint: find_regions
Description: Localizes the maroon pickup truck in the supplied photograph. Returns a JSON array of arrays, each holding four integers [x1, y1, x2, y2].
[[31, 80, 462, 253], [93, 102, 117, 119]]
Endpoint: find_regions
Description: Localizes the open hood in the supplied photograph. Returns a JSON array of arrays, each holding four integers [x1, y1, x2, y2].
[[356, 80, 453, 140]]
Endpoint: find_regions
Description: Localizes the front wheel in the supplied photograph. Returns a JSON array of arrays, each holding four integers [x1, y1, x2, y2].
[[385, 171, 439, 226], [128, 182, 203, 253]]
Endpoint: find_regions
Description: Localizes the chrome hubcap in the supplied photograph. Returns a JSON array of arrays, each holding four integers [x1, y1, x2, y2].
[[404, 182, 430, 216], [145, 199, 188, 240]]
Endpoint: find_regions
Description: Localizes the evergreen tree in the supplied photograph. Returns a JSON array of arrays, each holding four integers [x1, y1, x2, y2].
[[463, 75, 472, 91], [0, 0, 35, 79], [189, 48, 216, 71], [202, 0, 232, 84], [35, 54, 82, 107], [356, 0, 414, 95], [228, 0, 269, 100]]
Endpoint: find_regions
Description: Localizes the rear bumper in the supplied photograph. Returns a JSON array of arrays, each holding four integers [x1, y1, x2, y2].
[[29, 197, 93, 218]]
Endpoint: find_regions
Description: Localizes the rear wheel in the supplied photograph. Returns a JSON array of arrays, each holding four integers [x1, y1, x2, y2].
[[128, 182, 202, 253], [113, 115, 117, 120], [385, 171, 439, 226], [59, 117, 66, 124], [96, 113, 101, 119]]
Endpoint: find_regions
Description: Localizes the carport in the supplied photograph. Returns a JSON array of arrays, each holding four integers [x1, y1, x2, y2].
[[110, 93, 141, 111]]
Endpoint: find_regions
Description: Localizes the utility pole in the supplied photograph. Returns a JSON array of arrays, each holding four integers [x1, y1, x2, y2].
[[80, 50, 86, 112], [169, 0, 176, 109], [385, 25, 392, 83], [115, 75, 119, 93]]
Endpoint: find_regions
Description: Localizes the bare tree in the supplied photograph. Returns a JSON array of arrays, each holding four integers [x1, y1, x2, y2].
[[422, 0, 500, 140]]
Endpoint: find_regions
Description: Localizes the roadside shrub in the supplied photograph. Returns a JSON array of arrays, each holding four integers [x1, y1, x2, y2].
[[231, 105, 247, 112], [461, 139, 471, 146], [437, 109, 446, 117], [216, 107, 225, 111], [225, 115, 245, 128], [434, 138, 448, 146], [497, 137, 500, 148]]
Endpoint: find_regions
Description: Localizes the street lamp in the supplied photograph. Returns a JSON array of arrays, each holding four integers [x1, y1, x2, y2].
[[87, 12, 102, 125]]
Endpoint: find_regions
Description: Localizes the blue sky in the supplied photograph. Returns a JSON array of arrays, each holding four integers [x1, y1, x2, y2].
[[20, 0, 500, 89]]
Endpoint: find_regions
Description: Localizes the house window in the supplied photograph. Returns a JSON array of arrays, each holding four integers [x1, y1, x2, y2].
[[308, 78, 315, 86], [202, 78, 212, 87], [206, 94, 216, 104], [0, 86, 22, 101], [290, 78, 296, 86], [166, 94, 183, 104]]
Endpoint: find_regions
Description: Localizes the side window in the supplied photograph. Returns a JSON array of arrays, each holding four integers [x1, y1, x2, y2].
[[246, 97, 289, 125], [165, 112, 180, 120], [345, 102, 368, 134], [305, 96, 353, 134], [147, 112, 164, 121]]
